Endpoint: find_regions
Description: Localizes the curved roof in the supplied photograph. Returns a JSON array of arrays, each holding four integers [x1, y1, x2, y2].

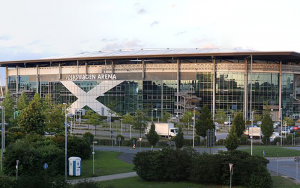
[[1, 48, 300, 66]]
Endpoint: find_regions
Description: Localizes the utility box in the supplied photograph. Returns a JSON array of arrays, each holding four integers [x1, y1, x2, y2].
[[68, 157, 81, 176]]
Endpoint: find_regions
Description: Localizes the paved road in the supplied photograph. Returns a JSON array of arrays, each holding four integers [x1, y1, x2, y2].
[[68, 172, 137, 184], [267, 159, 300, 182]]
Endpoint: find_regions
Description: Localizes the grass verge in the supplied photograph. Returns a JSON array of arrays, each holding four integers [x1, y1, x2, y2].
[[98, 176, 298, 188], [68, 151, 134, 179], [240, 146, 300, 157]]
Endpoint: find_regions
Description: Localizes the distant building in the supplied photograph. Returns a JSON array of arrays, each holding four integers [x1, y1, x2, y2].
[[0, 48, 300, 121]]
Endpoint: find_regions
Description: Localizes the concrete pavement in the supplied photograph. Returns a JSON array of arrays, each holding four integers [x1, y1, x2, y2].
[[67, 172, 137, 184]]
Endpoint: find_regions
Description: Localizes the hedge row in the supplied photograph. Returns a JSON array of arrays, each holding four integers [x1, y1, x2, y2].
[[133, 148, 272, 188]]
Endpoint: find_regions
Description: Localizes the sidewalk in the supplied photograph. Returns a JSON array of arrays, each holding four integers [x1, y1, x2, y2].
[[67, 172, 137, 184]]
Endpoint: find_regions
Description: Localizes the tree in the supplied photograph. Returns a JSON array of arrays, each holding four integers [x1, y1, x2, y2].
[[195, 105, 214, 138], [174, 127, 184, 149], [215, 109, 227, 124], [2, 90, 14, 124], [88, 111, 101, 136], [162, 111, 171, 122], [146, 122, 159, 150], [284, 117, 295, 127], [45, 104, 65, 134], [261, 111, 273, 146], [17, 91, 28, 112], [133, 109, 148, 138], [123, 113, 134, 132], [225, 130, 239, 151], [181, 111, 193, 134], [232, 112, 245, 138], [18, 93, 45, 134]]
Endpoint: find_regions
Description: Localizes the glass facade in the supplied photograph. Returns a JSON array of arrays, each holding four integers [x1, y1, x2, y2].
[[6, 61, 300, 119]]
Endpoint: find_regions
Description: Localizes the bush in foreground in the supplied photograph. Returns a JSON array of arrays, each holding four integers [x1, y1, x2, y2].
[[133, 148, 272, 187]]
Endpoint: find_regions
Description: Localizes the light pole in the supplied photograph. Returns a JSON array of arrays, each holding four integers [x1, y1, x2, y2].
[[280, 108, 283, 146], [155, 108, 158, 123], [151, 109, 154, 122], [120, 119, 123, 135], [130, 125, 132, 139], [193, 108, 196, 148], [63, 103, 67, 181], [109, 113, 113, 147], [0, 106, 5, 171], [92, 141, 97, 174], [251, 111, 254, 156]]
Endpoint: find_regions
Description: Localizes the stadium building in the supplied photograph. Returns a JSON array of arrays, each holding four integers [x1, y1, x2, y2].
[[1, 48, 300, 121]]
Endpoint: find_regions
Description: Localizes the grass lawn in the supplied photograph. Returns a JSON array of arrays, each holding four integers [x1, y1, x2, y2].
[[68, 151, 134, 179], [240, 146, 300, 157], [98, 176, 299, 188]]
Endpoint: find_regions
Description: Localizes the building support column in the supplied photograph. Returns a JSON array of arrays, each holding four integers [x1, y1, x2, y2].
[[244, 59, 248, 121], [249, 55, 253, 120], [142, 60, 145, 80], [77, 60, 79, 76], [36, 65, 39, 94], [212, 57, 216, 120], [111, 60, 114, 74], [16, 66, 19, 95], [59, 63, 62, 80], [279, 61, 282, 121], [161, 80, 164, 118], [85, 62, 88, 74], [176, 59, 180, 118], [5, 66, 8, 94]]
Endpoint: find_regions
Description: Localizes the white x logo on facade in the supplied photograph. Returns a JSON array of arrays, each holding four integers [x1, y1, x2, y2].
[[61, 80, 123, 116]]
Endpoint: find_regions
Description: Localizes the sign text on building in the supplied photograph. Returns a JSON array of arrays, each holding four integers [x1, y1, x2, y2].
[[66, 74, 117, 81]]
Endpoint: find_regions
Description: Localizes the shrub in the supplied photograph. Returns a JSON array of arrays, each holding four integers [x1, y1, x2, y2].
[[67, 136, 91, 159], [216, 139, 225, 146], [133, 148, 192, 181], [239, 135, 247, 145], [116, 134, 125, 145], [4, 139, 64, 176], [83, 132, 94, 144]]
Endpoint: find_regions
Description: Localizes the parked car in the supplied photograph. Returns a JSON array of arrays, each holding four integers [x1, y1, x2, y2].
[[270, 132, 280, 142], [273, 123, 279, 129], [257, 121, 262, 126], [281, 127, 290, 135], [293, 126, 299, 131], [214, 122, 219, 131], [224, 121, 231, 125]]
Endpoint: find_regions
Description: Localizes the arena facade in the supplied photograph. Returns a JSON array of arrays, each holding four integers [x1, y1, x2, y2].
[[1, 48, 300, 121]]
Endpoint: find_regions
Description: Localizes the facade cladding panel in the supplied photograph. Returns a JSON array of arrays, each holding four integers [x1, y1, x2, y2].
[[2, 49, 300, 121]]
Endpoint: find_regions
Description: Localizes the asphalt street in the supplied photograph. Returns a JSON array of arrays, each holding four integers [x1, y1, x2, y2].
[[268, 159, 300, 182]]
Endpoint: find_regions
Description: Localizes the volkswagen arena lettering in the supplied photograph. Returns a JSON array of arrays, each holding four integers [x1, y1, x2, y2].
[[66, 74, 117, 81]]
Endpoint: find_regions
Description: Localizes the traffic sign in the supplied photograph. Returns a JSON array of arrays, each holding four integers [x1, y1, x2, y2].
[[139, 137, 142, 141], [43, 163, 48, 170], [229, 163, 233, 174], [118, 137, 122, 142]]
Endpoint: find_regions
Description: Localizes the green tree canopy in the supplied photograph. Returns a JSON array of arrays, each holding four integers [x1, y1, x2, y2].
[[146, 122, 159, 150], [195, 105, 214, 138], [2, 91, 14, 124], [181, 111, 193, 125], [284, 117, 295, 127], [261, 111, 273, 145], [232, 112, 245, 138], [174, 127, 184, 149], [123, 113, 134, 125], [17, 91, 28, 112], [215, 109, 227, 123], [18, 93, 45, 134], [225, 130, 239, 151], [88, 111, 101, 136], [162, 111, 171, 122], [133, 109, 148, 138]]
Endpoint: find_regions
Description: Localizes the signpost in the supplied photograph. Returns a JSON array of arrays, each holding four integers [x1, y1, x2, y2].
[[206, 129, 215, 154], [139, 137, 142, 151], [118, 137, 122, 152], [295, 156, 299, 181], [277, 153, 279, 176], [16, 160, 19, 180], [229, 163, 233, 188]]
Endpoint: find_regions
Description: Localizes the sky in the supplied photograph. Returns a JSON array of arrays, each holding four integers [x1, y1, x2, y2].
[[1, 0, 300, 85]]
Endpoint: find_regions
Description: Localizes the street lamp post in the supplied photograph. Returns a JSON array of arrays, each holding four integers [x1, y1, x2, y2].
[[251, 111, 254, 156], [92, 141, 98, 174], [193, 108, 195, 148], [0, 106, 5, 171], [120, 119, 123, 135], [63, 103, 67, 181], [130, 125, 132, 139], [280, 108, 283, 146], [155, 108, 158, 123], [151, 110, 154, 122]]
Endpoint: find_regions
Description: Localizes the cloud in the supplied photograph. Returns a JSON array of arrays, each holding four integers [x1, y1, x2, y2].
[[137, 8, 146, 14], [150, 21, 159, 26], [102, 39, 144, 50], [175, 31, 186, 36], [0, 35, 12, 41]]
